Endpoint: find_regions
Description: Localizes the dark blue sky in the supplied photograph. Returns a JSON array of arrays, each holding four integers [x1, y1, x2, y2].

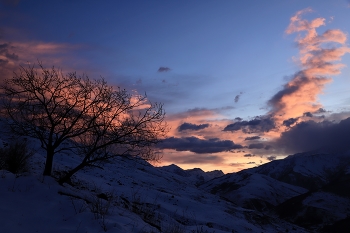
[[1, 0, 350, 172]]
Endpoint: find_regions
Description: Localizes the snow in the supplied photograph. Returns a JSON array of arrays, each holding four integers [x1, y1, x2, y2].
[[0, 172, 107, 233], [0, 134, 308, 233], [201, 171, 307, 207], [303, 191, 350, 220], [157, 164, 224, 185], [243, 151, 350, 190]]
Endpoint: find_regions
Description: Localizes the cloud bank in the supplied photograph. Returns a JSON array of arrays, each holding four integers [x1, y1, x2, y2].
[[178, 122, 210, 132], [244, 136, 261, 141], [158, 136, 243, 154], [274, 117, 350, 154], [223, 116, 275, 133]]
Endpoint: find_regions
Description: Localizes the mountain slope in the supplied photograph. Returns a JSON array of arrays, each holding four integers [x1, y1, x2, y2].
[[201, 151, 350, 231], [251, 151, 350, 190], [0, 135, 307, 233], [157, 164, 224, 185], [200, 170, 307, 210]]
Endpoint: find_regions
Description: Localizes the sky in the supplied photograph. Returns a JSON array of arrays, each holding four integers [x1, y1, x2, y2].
[[1, 0, 350, 173]]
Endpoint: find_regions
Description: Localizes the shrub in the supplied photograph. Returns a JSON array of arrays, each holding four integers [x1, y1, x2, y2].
[[88, 194, 114, 220], [87, 192, 116, 232], [0, 140, 33, 174], [162, 222, 186, 233]]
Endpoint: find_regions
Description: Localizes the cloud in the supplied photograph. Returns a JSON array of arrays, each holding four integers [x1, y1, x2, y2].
[[273, 117, 350, 154], [163, 152, 224, 164], [234, 95, 240, 103], [268, 9, 350, 126], [234, 92, 242, 103], [229, 162, 248, 168], [303, 112, 313, 117], [167, 108, 219, 121], [244, 153, 255, 157], [158, 136, 243, 154], [0, 40, 81, 81], [0, 59, 8, 66], [0, 42, 19, 79], [248, 143, 265, 149], [5, 52, 19, 61], [223, 116, 275, 133], [282, 117, 299, 127], [164, 107, 236, 146], [244, 136, 261, 141], [158, 66, 171, 72], [267, 156, 276, 161], [315, 108, 326, 113], [268, 71, 330, 122], [0, 43, 19, 62], [178, 122, 209, 132]]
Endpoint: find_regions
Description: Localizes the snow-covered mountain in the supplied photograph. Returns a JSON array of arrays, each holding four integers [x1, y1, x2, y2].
[[251, 151, 350, 190], [157, 164, 224, 185], [201, 151, 350, 232], [200, 171, 307, 210]]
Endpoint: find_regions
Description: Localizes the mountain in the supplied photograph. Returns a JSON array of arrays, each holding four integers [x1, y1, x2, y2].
[[157, 164, 224, 185], [200, 171, 307, 210], [250, 151, 350, 190], [201, 151, 350, 232]]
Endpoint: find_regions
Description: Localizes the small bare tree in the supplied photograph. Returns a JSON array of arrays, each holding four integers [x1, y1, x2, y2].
[[0, 63, 167, 182]]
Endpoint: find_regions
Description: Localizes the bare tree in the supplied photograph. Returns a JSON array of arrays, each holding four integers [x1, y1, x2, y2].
[[0, 63, 167, 182]]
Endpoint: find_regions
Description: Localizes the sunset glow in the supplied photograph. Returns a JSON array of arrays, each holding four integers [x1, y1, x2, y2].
[[1, 1, 350, 173]]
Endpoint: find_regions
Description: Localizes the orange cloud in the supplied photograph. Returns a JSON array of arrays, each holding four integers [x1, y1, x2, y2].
[[0, 39, 82, 81], [269, 8, 350, 130], [165, 108, 224, 137]]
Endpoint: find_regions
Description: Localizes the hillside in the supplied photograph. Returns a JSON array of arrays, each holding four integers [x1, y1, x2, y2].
[[201, 151, 350, 232], [0, 135, 309, 233]]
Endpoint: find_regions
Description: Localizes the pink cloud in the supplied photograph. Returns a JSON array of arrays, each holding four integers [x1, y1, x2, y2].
[[269, 8, 350, 129]]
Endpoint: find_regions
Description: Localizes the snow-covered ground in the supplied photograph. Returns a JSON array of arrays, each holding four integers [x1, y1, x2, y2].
[[201, 171, 307, 208], [0, 135, 308, 233]]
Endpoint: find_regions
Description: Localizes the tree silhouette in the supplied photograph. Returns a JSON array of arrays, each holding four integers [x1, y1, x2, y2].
[[1, 63, 167, 183]]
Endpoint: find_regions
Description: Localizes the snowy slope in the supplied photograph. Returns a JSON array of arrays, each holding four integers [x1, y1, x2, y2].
[[201, 151, 350, 232], [200, 170, 307, 210], [275, 190, 350, 231], [157, 164, 224, 185], [251, 151, 350, 189], [0, 135, 308, 233]]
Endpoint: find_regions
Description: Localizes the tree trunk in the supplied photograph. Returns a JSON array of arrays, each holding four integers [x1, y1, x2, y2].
[[58, 162, 85, 185], [43, 147, 54, 176]]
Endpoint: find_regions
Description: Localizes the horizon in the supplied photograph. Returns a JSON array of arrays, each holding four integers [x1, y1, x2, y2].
[[1, 0, 350, 173]]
